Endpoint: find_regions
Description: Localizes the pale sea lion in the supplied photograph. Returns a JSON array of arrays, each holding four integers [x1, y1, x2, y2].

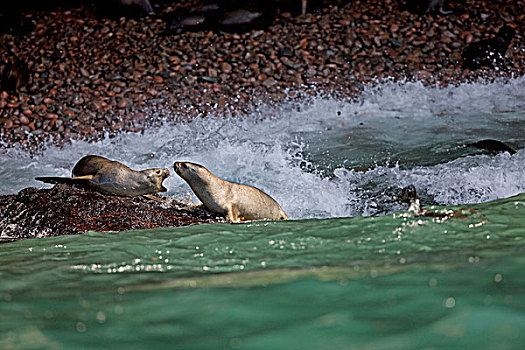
[[173, 162, 289, 222], [36, 155, 170, 197]]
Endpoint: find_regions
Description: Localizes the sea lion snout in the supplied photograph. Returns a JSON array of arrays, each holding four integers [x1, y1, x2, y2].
[[173, 162, 200, 177], [150, 168, 170, 192], [158, 168, 171, 179], [173, 162, 184, 176]]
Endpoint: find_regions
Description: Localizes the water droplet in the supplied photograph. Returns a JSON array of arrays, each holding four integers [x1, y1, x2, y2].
[[444, 297, 456, 308], [76, 322, 87, 332], [96, 311, 106, 323], [494, 273, 503, 283]]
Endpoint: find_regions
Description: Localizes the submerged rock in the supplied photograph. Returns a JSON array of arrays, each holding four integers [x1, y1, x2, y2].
[[0, 184, 222, 243]]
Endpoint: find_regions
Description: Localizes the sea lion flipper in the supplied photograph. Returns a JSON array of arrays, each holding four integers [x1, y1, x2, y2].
[[35, 176, 71, 184], [70, 175, 95, 180], [227, 204, 242, 223], [35, 176, 91, 186]]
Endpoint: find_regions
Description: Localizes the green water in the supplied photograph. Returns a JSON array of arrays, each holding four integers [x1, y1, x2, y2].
[[1, 194, 524, 349]]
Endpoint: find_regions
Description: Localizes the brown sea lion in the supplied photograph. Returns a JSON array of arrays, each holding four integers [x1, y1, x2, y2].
[[36, 155, 170, 197]]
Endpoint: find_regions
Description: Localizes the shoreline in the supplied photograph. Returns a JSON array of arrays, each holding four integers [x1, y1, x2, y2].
[[0, 0, 523, 151]]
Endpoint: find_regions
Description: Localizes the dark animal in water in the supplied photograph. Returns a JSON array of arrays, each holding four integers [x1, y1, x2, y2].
[[467, 139, 516, 155], [398, 185, 474, 218], [462, 26, 515, 70]]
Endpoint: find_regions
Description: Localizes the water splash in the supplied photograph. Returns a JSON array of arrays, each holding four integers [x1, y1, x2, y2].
[[0, 77, 523, 219]]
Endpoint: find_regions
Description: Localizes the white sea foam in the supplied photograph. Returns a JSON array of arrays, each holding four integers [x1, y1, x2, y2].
[[1, 77, 523, 219]]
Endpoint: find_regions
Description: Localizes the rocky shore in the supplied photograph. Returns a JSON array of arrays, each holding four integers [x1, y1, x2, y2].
[[0, 0, 523, 242], [0, 184, 221, 243], [0, 0, 523, 150]]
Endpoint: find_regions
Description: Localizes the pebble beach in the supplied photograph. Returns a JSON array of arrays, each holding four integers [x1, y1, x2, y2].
[[0, 0, 523, 150]]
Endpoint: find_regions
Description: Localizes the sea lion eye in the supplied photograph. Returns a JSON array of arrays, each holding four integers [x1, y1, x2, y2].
[[181, 163, 188, 169], [156, 170, 161, 175]]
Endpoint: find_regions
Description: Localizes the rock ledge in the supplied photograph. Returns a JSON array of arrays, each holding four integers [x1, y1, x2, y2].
[[0, 184, 222, 243]]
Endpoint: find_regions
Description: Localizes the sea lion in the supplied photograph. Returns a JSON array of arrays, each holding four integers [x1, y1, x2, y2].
[[173, 162, 289, 222], [466, 139, 516, 155], [398, 185, 425, 216], [36, 155, 170, 197], [398, 185, 473, 218], [462, 25, 515, 70]]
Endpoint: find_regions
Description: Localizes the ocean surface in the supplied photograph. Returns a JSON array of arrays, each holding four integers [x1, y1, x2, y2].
[[1, 77, 524, 349]]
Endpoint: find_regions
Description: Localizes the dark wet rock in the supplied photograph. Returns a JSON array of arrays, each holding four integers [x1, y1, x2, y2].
[[467, 139, 516, 155], [165, 0, 342, 34], [118, 0, 155, 15], [93, 0, 157, 18], [0, 56, 31, 94], [462, 25, 516, 70], [0, 13, 35, 35], [400, 0, 454, 15], [167, 2, 276, 34], [0, 184, 222, 243], [168, 11, 215, 34]]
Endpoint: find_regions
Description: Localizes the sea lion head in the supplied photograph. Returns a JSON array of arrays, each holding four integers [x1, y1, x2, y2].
[[144, 168, 171, 192], [398, 185, 418, 204], [174, 162, 207, 178]]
